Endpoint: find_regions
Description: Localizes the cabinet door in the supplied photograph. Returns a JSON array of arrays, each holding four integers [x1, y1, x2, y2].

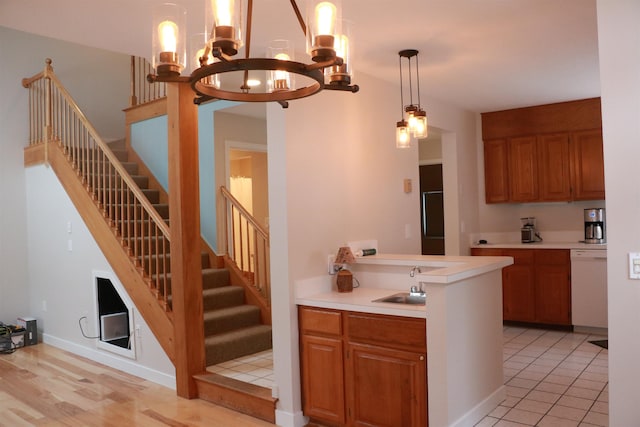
[[502, 250, 536, 322], [300, 335, 346, 425], [509, 136, 539, 202], [572, 129, 605, 200], [484, 139, 510, 203], [346, 343, 427, 427], [534, 250, 571, 325], [538, 133, 572, 201]]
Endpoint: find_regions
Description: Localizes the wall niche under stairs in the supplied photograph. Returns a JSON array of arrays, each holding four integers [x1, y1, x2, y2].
[[93, 270, 136, 359]]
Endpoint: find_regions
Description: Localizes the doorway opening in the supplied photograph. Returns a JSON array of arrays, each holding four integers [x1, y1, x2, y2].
[[419, 129, 445, 255]]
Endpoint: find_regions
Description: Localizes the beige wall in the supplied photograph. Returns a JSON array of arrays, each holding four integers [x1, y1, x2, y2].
[[213, 111, 267, 252], [597, 0, 640, 424]]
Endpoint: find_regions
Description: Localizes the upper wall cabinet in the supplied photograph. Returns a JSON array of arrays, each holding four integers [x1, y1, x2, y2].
[[481, 98, 605, 204]]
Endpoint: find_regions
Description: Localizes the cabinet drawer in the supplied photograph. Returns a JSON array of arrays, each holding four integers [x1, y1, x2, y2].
[[346, 312, 426, 353], [299, 306, 342, 336], [535, 249, 570, 265]]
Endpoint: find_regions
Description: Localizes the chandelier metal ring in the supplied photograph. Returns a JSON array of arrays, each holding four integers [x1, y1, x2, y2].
[[190, 57, 328, 103]]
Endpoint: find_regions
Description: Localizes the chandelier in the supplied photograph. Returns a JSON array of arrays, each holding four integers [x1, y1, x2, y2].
[[148, 0, 359, 108], [396, 49, 427, 148]]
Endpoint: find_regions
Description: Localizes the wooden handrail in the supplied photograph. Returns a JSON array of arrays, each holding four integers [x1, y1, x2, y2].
[[23, 59, 173, 312], [220, 185, 271, 306]]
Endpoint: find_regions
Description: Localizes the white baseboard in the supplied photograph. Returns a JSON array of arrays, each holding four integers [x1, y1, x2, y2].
[[449, 385, 506, 427], [275, 409, 307, 427], [42, 333, 176, 389]]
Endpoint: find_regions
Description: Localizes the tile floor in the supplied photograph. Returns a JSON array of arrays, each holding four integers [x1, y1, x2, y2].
[[477, 326, 608, 427], [206, 326, 608, 427], [207, 349, 275, 388]]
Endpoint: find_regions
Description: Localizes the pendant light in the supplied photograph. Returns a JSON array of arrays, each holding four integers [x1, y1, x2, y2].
[[149, 0, 359, 108], [396, 49, 428, 148]]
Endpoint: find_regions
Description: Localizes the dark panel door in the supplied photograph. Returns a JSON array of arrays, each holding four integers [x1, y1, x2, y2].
[[419, 164, 445, 255]]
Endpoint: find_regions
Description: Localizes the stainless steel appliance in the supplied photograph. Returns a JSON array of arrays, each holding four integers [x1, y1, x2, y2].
[[584, 208, 606, 244], [571, 249, 607, 329], [520, 217, 540, 243]]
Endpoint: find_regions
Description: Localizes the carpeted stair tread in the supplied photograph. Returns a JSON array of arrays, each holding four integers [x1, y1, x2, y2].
[[202, 268, 231, 289], [204, 305, 261, 335], [203, 286, 245, 310], [205, 325, 272, 366], [142, 251, 209, 274], [152, 203, 169, 219]]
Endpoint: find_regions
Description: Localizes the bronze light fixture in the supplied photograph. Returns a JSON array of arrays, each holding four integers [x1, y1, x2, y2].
[[396, 49, 428, 148], [149, 0, 359, 108]]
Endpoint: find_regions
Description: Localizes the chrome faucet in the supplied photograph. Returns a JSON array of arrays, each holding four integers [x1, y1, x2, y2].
[[409, 266, 422, 277], [410, 282, 425, 297]]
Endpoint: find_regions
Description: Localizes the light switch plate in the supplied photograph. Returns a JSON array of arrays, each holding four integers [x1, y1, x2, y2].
[[629, 252, 640, 279]]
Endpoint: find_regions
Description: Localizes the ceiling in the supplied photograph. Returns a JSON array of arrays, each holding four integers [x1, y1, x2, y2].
[[0, 0, 600, 114], [237, 0, 600, 113]]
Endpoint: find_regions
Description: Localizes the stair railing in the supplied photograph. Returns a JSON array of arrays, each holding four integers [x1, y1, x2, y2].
[[220, 186, 271, 306], [129, 56, 166, 107], [23, 59, 173, 311]]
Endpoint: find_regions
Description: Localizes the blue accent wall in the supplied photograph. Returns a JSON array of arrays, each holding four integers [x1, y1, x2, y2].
[[130, 100, 238, 253]]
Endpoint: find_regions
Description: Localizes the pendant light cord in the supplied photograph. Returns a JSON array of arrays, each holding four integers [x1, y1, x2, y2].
[[399, 54, 404, 119]]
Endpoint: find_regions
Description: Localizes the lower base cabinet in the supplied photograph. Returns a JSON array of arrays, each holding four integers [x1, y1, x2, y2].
[[299, 306, 427, 427], [471, 248, 571, 325]]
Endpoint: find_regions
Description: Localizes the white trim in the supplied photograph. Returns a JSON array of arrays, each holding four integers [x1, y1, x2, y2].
[[275, 409, 308, 427], [42, 333, 176, 389], [92, 270, 136, 359], [449, 385, 506, 427]]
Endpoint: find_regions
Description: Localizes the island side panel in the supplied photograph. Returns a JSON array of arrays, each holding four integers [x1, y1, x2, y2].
[[425, 269, 505, 426]]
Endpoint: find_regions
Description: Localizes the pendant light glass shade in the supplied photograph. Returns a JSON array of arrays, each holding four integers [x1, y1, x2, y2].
[[206, 0, 243, 55], [152, 3, 187, 76], [396, 120, 411, 149], [190, 33, 220, 88], [327, 19, 353, 85], [307, 0, 341, 61], [268, 40, 294, 92], [412, 109, 428, 138]]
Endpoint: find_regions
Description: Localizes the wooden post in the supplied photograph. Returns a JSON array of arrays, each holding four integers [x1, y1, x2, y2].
[[166, 81, 205, 398]]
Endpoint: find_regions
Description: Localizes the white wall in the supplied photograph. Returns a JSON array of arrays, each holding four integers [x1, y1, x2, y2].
[[25, 165, 175, 386], [597, 0, 640, 424], [0, 26, 129, 324], [0, 26, 173, 386], [267, 70, 478, 424]]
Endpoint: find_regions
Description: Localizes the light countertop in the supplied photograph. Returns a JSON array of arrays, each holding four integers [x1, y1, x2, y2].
[[296, 287, 427, 319], [295, 253, 513, 318], [470, 241, 607, 250]]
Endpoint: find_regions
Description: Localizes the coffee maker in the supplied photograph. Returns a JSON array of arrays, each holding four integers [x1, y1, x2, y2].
[[584, 208, 606, 244], [521, 217, 538, 243]]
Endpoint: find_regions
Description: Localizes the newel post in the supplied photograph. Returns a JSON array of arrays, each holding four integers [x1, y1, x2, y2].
[[167, 81, 206, 398], [44, 58, 54, 164]]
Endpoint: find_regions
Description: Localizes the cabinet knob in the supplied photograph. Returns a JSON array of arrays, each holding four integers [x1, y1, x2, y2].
[[420, 355, 425, 361]]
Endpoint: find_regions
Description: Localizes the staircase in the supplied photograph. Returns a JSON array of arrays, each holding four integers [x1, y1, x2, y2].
[[106, 139, 273, 367], [22, 59, 276, 422]]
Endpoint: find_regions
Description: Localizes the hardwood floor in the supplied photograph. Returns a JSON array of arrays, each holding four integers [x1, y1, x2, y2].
[[0, 344, 275, 426]]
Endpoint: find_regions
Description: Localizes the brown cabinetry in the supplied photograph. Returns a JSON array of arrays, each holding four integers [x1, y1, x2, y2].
[[572, 129, 605, 200], [299, 306, 427, 427], [471, 248, 571, 325], [481, 98, 605, 203]]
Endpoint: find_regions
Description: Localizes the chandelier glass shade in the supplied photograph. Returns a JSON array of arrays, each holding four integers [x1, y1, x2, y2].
[[149, 0, 359, 107], [396, 49, 428, 148]]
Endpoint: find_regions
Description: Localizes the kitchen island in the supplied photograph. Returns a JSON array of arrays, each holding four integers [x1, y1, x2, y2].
[[296, 254, 513, 427]]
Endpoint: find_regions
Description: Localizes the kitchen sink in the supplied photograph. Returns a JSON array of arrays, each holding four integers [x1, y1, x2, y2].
[[372, 292, 426, 305]]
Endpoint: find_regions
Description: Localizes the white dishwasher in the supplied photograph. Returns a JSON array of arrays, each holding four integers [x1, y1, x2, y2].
[[571, 249, 608, 329]]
